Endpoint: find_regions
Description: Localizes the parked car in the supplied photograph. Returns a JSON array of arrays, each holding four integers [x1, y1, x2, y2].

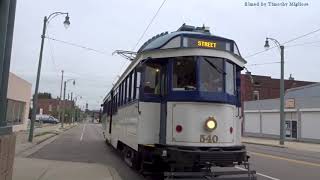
[[36, 114, 59, 124]]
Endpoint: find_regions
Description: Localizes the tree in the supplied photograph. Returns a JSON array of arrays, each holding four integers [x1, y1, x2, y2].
[[37, 92, 52, 99]]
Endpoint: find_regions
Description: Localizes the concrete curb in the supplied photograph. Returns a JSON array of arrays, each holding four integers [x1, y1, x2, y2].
[[16, 124, 78, 158], [242, 141, 287, 148]]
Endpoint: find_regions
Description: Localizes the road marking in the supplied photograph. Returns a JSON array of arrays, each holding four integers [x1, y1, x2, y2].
[[249, 151, 320, 168], [80, 124, 86, 141], [235, 166, 280, 180]]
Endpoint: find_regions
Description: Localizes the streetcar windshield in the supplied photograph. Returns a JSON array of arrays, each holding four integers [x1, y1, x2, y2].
[[172, 57, 197, 91], [199, 57, 224, 92]]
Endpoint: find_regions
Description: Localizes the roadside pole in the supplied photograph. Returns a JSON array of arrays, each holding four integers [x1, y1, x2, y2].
[[58, 70, 64, 124], [279, 45, 285, 145], [62, 81, 66, 128]]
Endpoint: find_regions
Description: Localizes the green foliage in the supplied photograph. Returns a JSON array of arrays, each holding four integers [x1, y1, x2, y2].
[[37, 92, 52, 99]]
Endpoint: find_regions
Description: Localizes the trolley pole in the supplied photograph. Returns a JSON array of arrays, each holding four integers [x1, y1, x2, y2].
[[279, 45, 285, 145]]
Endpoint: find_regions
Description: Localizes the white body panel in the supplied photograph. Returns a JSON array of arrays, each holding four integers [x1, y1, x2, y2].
[[166, 102, 241, 147], [103, 101, 160, 151], [102, 101, 242, 150]]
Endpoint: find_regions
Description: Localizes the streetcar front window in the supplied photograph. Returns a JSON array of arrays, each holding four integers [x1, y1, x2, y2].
[[225, 61, 235, 95], [172, 57, 197, 91], [199, 57, 224, 92], [143, 63, 161, 95]]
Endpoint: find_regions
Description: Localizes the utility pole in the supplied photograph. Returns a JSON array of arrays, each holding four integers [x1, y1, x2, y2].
[[62, 81, 66, 128], [279, 45, 285, 145], [58, 70, 64, 123], [71, 92, 73, 123]]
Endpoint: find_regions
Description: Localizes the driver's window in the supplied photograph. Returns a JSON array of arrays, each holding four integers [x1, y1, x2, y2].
[[173, 57, 196, 91], [143, 63, 161, 95]]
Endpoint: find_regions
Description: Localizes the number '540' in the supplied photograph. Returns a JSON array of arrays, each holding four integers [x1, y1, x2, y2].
[[200, 134, 218, 143]]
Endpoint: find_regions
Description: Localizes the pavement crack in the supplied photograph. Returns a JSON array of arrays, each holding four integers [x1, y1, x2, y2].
[[36, 165, 51, 180]]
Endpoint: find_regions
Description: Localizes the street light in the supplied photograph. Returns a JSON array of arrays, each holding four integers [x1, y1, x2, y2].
[[63, 14, 70, 28], [29, 12, 70, 142], [264, 37, 285, 145]]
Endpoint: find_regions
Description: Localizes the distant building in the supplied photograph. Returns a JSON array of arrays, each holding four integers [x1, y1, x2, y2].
[[241, 72, 315, 102], [244, 83, 320, 143], [37, 98, 74, 118], [6, 72, 32, 132]]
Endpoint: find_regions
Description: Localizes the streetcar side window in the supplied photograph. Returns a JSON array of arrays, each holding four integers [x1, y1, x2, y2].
[[126, 76, 129, 102], [128, 73, 132, 102], [172, 57, 197, 91], [136, 71, 141, 98], [131, 71, 135, 101], [118, 86, 121, 106], [119, 84, 122, 106], [124, 78, 128, 104], [143, 63, 161, 95], [199, 57, 223, 92], [225, 61, 235, 95], [133, 70, 137, 100]]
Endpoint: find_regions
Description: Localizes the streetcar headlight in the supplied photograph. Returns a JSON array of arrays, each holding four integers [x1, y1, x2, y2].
[[205, 117, 217, 131]]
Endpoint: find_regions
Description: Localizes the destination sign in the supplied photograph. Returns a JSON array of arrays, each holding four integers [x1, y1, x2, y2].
[[197, 40, 217, 48], [185, 37, 230, 52]]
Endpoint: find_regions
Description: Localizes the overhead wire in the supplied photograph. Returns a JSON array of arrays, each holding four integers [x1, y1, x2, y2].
[[244, 27, 320, 59], [246, 61, 281, 66], [111, 0, 168, 87], [132, 0, 168, 51], [45, 36, 108, 55]]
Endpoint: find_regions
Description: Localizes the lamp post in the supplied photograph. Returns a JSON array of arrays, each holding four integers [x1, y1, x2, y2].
[[264, 37, 285, 145], [28, 12, 70, 142], [62, 79, 75, 127]]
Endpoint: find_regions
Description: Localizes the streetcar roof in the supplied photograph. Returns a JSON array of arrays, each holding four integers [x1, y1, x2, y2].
[[103, 25, 246, 102], [137, 24, 243, 59]]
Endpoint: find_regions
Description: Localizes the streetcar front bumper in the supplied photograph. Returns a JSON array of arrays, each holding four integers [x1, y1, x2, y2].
[[155, 145, 248, 168]]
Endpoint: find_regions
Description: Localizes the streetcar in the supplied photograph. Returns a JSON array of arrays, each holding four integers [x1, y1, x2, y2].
[[102, 24, 256, 179]]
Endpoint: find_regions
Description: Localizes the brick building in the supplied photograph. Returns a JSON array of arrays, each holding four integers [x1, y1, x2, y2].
[[37, 98, 74, 118], [241, 72, 315, 102]]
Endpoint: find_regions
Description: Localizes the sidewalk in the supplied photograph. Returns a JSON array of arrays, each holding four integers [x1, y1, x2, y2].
[[15, 123, 77, 157], [13, 157, 121, 180], [242, 136, 320, 153]]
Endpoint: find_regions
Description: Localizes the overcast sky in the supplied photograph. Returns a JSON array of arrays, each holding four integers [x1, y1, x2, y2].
[[10, 0, 320, 109]]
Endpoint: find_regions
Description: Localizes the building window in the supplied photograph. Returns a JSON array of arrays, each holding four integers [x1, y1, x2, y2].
[[253, 90, 260, 100], [6, 99, 25, 125]]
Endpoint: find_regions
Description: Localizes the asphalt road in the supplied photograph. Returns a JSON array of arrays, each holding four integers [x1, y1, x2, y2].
[[30, 122, 320, 180]]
